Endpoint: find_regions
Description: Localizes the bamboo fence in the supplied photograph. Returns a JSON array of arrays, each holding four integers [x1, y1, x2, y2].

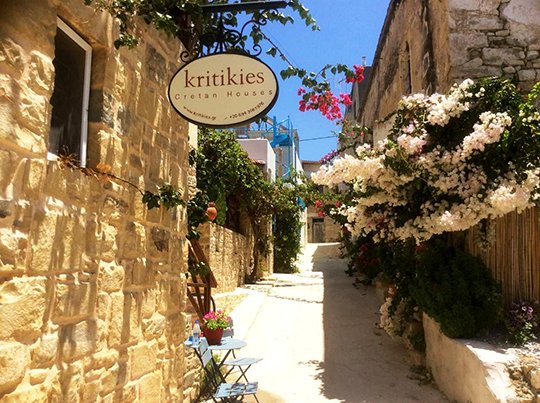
[[465, 208, 540, 305]]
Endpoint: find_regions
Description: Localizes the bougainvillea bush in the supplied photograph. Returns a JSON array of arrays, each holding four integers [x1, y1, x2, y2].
[[313, 78, 540, 244]]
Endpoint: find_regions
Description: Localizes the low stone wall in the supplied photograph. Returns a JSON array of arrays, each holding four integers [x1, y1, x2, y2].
[[198, 223, 252, 294], [424, 315, 518, 402]]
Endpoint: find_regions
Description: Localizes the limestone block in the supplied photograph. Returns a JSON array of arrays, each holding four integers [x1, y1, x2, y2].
[[454, 64, 502, 79], [145, 45, 167, 84], [0, 277, 46, 342], [149, 226, 170, 257], [0, 227, 27, 273], [0, 199, 13, 218], [88, 90, 115, 129], [488, 36, 507, 46], [448, 0, 499, 13], [81, 379, 101, 403], [29, 369, 49, 385], [31, 210, 86, 274], [0, 37, 24, 75], [108, 293, 142, 347], [96, 292, 111, 323], [0, 149, 17, 197], [101, 393, 114, 403], [0, 112, 47, 155], [120, 221, 146, 259], [31, 333, 59, 368], [29, 211, 58, 273], [14, 90, 51, 135], [530, 368, 540, 389], [461, 57, 484, 69], [54, 280, 96, 322], [99, 363, 119, 396], [58, 362, 83, 402], [26, 51, 54, 96], [527, 51, 540, 60], [60, 320, 97, 362], [503, 66, 517, 73], [128, 340, 158, 380], [502, 0, 540, 44], [87, 349, 119, 371], [137, 85, 157, 123], [99, 263, 124, 293], [518, 69, 537, 81], [136, 259, 156, 289], [142, 312, 167, 339], [114, 383, 137, 402], [2, 383, 50, 403], [22, 158, 45, 201], [0, 342, 28, 395], [157, 278, 184, 316], [138, 371, 162, 403], [141, 290, 157, 319], [482, 47, 525, 66], [469, 15, 504, 31], [450, 32, 489, 64]]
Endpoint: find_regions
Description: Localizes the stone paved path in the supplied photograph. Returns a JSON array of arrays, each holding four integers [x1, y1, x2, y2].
[[229, 243, 447, 403]]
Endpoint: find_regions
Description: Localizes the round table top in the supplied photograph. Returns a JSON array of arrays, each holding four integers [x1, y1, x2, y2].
[[208, 337, 247, 350]]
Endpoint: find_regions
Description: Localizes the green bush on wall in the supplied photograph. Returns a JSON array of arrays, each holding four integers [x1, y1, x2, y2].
[[410, 240, 503, 338]]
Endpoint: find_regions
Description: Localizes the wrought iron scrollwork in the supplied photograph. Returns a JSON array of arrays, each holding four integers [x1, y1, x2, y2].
[[180, 10, 274, 61]]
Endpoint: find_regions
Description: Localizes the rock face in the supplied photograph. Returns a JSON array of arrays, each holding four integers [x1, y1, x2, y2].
[[0, 0, 195, 400]]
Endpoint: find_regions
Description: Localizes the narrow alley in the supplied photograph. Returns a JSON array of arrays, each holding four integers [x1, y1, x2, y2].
[[230, 244, 446, 403]]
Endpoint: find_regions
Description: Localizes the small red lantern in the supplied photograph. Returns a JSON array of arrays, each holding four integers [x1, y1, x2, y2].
[[206, 202, 218, 221]]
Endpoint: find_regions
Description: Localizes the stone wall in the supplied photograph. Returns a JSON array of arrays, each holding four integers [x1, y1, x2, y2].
[[449, 0, 540, 89], [0, 1, 193, 400], [198, 223, 252, 294], [353, 0, 452, 143], [354, 0, 540, 143]]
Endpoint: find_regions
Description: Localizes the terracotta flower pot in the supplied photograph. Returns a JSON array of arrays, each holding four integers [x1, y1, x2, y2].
[[204, 327, 224, 345], [206, 202, 218, 221]]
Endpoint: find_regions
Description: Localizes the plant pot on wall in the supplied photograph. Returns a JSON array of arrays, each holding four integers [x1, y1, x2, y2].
[[204, 327, 223, 345], [206, 202, 218, 221]]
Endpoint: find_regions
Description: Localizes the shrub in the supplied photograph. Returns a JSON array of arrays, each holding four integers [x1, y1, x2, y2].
[[506, 300, 540, 345], [410, 239, 503, 338]]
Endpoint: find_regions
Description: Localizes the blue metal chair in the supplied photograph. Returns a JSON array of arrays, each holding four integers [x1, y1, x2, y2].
[[195, 338, 259, 402]]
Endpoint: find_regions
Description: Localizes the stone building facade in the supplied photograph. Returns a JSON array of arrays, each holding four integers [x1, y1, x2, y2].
[[350, 0, 540, 143], [0, 1, 195, 400]]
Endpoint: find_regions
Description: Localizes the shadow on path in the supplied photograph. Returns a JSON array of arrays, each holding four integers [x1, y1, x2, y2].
[[312, 256, 444, 402], [237, 245, 445, 402]]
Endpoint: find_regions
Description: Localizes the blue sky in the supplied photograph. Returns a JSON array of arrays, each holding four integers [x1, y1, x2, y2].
[[261, 1, 391, 161]]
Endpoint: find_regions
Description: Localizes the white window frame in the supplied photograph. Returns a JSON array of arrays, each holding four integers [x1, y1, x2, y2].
[[48, 18, 92, 167]]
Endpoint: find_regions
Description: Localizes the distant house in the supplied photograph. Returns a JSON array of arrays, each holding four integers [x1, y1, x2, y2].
[[302, 160, 342, 243]]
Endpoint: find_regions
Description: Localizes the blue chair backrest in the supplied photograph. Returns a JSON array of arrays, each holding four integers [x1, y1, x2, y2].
[[196, 338, 213, 367]]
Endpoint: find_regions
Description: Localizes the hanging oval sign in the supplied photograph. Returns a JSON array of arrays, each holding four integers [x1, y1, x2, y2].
[[168, 53, 279, 128]]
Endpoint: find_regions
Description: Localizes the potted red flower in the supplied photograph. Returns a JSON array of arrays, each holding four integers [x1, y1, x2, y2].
[[203, 309, 231, 345]]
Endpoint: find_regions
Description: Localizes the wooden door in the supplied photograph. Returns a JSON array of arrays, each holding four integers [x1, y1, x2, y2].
[[312, 219, 325, 243]]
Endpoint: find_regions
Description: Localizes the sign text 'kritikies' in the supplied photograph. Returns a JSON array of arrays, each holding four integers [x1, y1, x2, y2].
[[168, 53, 279, 127]]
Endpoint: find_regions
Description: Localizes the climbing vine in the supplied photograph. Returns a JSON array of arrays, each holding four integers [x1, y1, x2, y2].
[[194, 128, 304, 274]]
